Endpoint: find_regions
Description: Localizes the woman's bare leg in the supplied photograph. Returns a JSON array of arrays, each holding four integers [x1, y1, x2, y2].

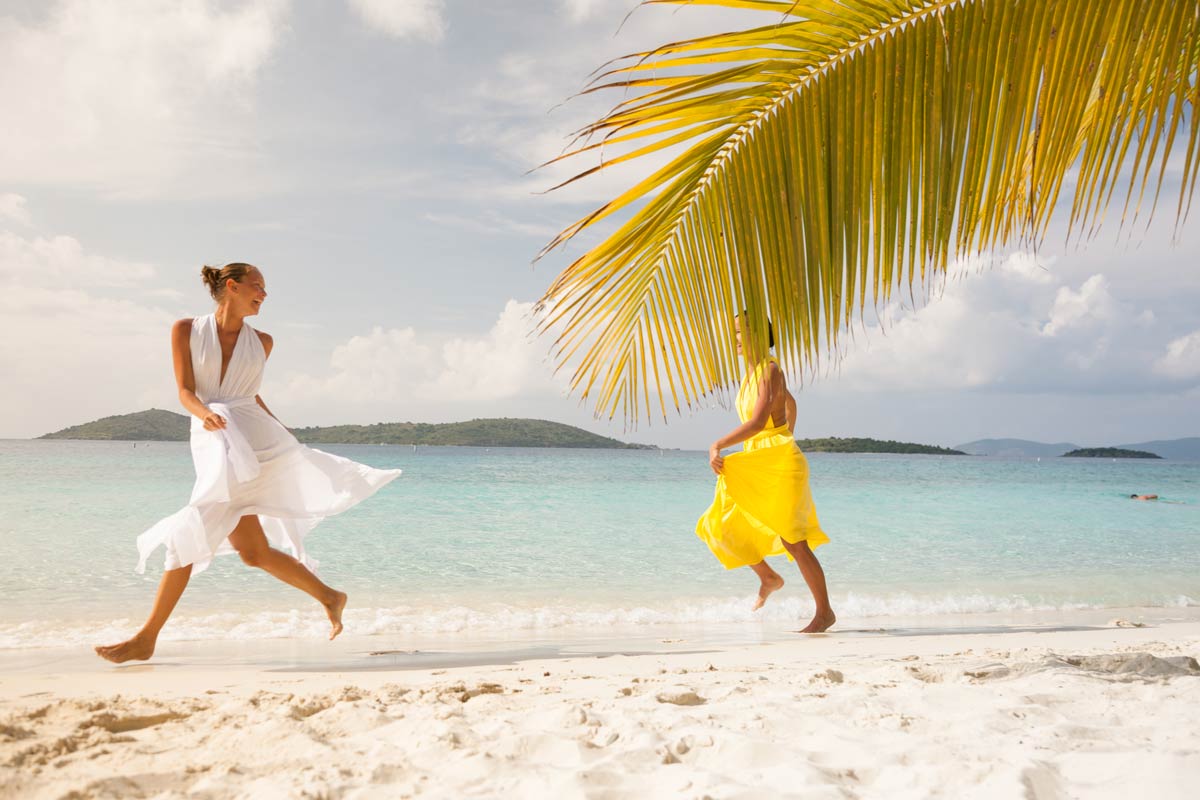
[[94, 564, 193, 663], [781, 539, 836, 632], [748, 560, 785, 611], [227, 515, 347, 640]]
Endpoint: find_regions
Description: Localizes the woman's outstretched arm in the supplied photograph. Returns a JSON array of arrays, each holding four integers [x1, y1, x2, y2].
[[171, 319, 226, 431]]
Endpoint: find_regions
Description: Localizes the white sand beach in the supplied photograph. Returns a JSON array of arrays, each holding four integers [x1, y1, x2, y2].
[[2, 615, 1198, 799]]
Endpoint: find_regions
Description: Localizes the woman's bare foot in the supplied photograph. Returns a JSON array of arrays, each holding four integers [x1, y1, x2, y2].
[[753, 575, 785, 611], [799, 609, 836, 633], [324, 591, 347, 640], [94, 633, 156, 664]]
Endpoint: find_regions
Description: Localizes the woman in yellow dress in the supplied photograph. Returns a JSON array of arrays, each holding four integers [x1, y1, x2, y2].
[[696, 316, 835, 632]]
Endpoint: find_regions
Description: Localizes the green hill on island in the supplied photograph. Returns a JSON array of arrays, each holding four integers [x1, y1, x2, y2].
[[39, 409, 190, 441], [292, 418, 653, 449], [1062, 447, 1162, 459], [38, 410, 653, 449], [796, 437, 965, 455]]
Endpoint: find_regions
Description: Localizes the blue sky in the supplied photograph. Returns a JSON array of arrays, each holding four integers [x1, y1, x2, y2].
[[1, 0, 1198, 448]]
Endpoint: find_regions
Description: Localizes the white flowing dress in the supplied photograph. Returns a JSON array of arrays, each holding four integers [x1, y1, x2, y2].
[[136, 313, 402, 574]]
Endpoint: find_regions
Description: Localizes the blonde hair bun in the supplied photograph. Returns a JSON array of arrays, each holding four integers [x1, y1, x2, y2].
[[200, 262, 257, 300]]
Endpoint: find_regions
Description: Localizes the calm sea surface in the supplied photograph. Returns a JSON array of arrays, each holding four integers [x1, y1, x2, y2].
[[0, 440, 1196, 648]]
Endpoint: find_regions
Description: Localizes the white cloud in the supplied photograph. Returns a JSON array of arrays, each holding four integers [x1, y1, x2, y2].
[[0, 210, 178, 438], [287, 326, 435, 403], [346, 0, 446, 42], [0, 231, 155, 288], [1154, 330, 1200, 380], [1040, 274, 1114, 336], [0, 193, 31, 226], [274, 300, 566, 424], [425, 300, 554, 399], [829, 254, 1160, 393], [829, 284, 1023, 391], [0, 0, 289, 193], [995, 250, 1054, 284]]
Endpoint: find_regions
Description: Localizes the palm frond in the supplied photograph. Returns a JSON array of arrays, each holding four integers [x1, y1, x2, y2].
[[536, 0, 1200, 424]]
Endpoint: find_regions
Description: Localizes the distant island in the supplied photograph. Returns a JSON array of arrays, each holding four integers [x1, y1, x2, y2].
[[796, 437, 965, 455], [40, 409, 189, 441], [293, 418, 654, 449], [1062, 447, 1162, 459], [955, 437, 1198, 459], [39, 410, 655, 450]]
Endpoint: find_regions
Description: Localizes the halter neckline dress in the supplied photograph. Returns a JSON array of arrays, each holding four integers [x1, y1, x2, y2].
[[135, 313, 402, 574], [696, 356, 829, 568]]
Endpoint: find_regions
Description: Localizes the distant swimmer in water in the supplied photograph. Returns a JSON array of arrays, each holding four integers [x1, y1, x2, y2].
[[1130, 494, 1159, 501]]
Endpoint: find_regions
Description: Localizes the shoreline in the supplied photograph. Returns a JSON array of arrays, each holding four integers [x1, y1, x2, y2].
[[3, 603, 1198, 662], [2, 618, 1197, 798], [3, 605, 1196, 682]]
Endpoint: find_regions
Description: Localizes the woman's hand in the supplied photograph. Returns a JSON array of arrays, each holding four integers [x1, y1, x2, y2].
[[708, 444, 724, 475], [201, 410, 227, 431]]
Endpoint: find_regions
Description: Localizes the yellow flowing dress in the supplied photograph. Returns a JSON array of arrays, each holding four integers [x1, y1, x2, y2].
[[696, 357, 829, 568]]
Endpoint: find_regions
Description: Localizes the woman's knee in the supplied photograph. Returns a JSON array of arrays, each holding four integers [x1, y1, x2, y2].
[[782, 538, 813, 558], [237, 545, 268, 568], [229, 515, 268, 567]]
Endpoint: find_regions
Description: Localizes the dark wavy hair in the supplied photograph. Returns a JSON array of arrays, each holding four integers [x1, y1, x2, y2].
[[738, 310, 774, 348]]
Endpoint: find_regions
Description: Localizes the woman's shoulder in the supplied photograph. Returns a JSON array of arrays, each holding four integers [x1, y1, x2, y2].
[[172, 313, 215, 333], [760, 357, 786, 387], [757, 357, 782, 377], [254, 328, 274, 356]]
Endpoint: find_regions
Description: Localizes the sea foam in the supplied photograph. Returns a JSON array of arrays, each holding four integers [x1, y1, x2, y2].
[[2, 593, 1195, 650]]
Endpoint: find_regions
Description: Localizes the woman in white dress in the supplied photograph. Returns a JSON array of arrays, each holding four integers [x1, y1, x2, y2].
[[95, 263, 402, 663]]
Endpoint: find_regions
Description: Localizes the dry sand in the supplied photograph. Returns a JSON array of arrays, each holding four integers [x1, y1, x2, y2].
[[2, 620, 1198, 799]]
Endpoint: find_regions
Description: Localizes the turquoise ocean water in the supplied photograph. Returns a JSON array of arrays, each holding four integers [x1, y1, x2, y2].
[[0, 440, 1196, 649]]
